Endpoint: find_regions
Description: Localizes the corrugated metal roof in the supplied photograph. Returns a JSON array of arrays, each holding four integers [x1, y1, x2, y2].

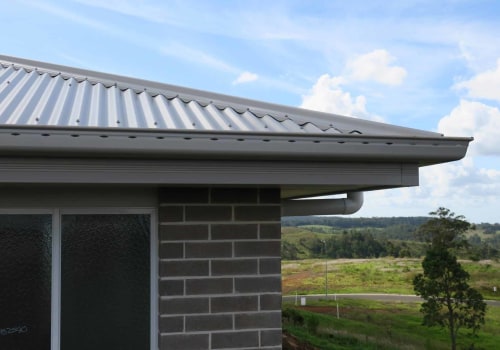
[[0, 60, 336, 133], [0, 55, 442, 137]]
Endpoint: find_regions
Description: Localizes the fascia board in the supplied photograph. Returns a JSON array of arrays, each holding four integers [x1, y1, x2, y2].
[[0, 126, 472, 165]]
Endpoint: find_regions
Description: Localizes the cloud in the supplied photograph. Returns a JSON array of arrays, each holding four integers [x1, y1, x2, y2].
[[233, 71, 258, 85], [438, 99, 500, 156], [300, 74, 385, 122], [160, 44, 239, 74], [75, 0, 168, 23], [346, 49, 407, 86], [359, 158, 500, 223], [455, 58, 500, 102]]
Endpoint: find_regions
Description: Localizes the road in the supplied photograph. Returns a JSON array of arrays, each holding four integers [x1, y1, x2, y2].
[[283, 293, 500, 307]]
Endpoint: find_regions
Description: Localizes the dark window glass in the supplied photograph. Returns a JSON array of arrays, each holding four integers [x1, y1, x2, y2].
[[61, 214, 150, 350], [0, 214, 52, 350]]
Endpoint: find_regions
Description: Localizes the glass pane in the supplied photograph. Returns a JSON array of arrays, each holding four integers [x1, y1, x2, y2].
[[0, 214, 52, 350], [61, 214, 150, 350]]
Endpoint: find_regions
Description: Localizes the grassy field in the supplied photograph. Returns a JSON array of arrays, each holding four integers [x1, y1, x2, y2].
[[282, 258, 500, 300], [283, 299, 500, 350]]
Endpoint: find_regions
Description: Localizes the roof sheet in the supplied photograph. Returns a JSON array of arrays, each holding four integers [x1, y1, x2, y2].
[[0, 55, 441, 137]]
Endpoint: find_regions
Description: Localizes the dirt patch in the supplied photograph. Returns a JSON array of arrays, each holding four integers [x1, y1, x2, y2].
[[282, 331, 318, 350]]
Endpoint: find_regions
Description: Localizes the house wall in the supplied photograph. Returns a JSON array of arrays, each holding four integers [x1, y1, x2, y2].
[[158, 187, 282, 350]]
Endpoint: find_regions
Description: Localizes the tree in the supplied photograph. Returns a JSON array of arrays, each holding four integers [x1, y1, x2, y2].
[[415, 207, 470, 250], [413, 208, 486, 350]]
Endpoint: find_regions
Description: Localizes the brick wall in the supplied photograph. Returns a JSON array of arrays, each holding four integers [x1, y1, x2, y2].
[[158, 187, 282, 350]]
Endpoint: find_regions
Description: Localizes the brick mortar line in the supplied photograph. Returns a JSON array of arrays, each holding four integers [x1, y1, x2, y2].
[[159, 327, 282, 335], [159, 291, 281, 299], [159, 274, 282, 280], [159, 203, 281, 207], [159, 220, 280, 225], [159, 239, 281, 243]]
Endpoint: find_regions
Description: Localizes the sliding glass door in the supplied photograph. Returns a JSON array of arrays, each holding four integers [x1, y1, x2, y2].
[[0, 214, 52, 350], [0, 210, 155, 350]]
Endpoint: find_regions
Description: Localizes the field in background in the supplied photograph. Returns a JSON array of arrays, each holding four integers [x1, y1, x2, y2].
[[282, 258, 500, 301]]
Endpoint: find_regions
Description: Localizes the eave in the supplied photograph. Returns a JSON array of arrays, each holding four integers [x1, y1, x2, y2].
[[0, 125, 472, 166]]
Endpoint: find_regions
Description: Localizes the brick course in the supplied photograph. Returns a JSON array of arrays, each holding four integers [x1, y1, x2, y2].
[[158, 187, 282, 350]]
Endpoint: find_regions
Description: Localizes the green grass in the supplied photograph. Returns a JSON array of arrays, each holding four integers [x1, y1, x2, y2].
[[282, 258, 500, 300], [283, 299, 500, 350]]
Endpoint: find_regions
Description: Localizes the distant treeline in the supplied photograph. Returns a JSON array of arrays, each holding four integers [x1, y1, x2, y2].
[[281, 217, 500, 260], [282, 216, 430, 229]]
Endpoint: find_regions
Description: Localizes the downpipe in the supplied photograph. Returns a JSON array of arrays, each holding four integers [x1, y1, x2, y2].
[[281, 192, 364, 217]]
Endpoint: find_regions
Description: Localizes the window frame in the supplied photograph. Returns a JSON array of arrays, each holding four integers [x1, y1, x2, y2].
[[0, 208, 158, 350]]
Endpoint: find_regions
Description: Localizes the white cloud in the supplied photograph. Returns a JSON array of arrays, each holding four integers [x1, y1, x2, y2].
[[346, 49, 407, 86], [160, 44, 239, 74], [300, 74, 385, 122], [438, 100, 500, 156], [455, 59, 500, 102], [233, 71, 258, 85], [358, 158, 500, 223]]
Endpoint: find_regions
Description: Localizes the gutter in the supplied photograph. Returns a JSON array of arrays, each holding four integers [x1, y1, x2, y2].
[[0, 126, 472, 165], [281, 192, 364, 216]]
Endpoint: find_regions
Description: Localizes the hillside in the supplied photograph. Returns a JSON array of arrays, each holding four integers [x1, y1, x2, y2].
[[281, 217, 500, 260]]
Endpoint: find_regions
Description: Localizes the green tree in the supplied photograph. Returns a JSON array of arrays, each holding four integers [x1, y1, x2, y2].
[[413, 208, 486, 350]]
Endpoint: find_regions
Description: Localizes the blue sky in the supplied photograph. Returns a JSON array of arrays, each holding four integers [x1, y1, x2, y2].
[[2, 0, 500, 223]]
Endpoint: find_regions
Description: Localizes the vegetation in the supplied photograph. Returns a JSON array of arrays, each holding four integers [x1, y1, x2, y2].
[[413, 208, 487, 350], [283, 299, 500, 350], [281, 213, 500, 348], [281, 216, 500, 261]]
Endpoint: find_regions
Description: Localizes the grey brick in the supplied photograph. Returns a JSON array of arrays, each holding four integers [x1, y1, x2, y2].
[[235, 277, 281, 293], [211, 295, 258, 313], [185, 242, 232, 258], [159, 280, 184, 296], [261, 329, 283, 347], [234, 205, 281, 221], [211, 331, 259, 349], [159, 242, 183, 259], [159, 206, 184, 222], [186, 314, 233, 332], [211, 188, 258, 203], [260, 294, 282, 311], [260, 258, 282, 274], [160, 334, 208, 350], [160, 297, 209, 315], [260, 223, 281, 239], [186, 278, 233, 295], [159, 187, 209, 204], [235, 241, 281, 257], [160, 260, 209, 277], [212, 259, 258, 276], [159, 224, 208, 241], [212, 224, 258, 240], [186, 205, 232, 221], [259, 188, 281, 204], [159, 316, 184, 333], [235, 312, 281, 329]]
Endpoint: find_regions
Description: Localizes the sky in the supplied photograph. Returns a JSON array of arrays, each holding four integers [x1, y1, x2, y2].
[[1, 0, 499, 223]]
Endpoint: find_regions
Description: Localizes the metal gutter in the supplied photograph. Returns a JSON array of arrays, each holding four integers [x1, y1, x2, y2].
[[0, 126, 472, 165]]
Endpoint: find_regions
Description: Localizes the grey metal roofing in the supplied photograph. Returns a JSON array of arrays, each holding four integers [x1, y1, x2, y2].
[[0, 54, 472, 165], [1, 55, 440, 137]]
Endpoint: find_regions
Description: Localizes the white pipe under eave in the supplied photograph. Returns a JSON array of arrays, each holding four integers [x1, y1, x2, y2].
[[281, 192, 364, 217]]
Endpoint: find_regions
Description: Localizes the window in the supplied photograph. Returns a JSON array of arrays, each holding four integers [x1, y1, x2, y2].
[[0, 209, 157, 350]]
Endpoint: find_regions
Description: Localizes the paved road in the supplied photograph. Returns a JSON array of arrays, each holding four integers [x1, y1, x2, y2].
[[283, 293, 500, 307]]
